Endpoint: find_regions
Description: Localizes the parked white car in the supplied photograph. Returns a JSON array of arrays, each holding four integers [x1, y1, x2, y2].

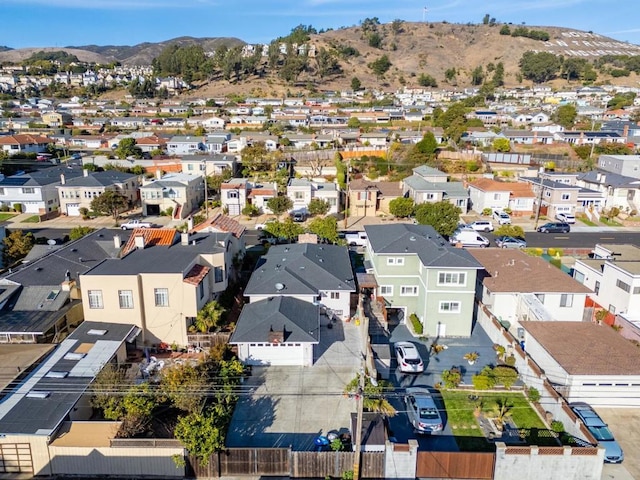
[[493, 211, 511, 225], [556, 213, 576, 224], [121, 219, 152, 230], [465, 220, 494, 232]]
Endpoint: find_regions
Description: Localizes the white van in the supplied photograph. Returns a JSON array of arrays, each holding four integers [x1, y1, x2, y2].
[[449, 229, 490, 248]]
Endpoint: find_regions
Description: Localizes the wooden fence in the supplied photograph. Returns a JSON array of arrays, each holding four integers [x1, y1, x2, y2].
[[187, 332, 231, 349], [188, 449, 384, 479], [416, 451, 495, 479]]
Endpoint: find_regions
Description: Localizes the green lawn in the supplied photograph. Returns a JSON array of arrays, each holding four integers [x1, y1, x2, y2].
[[578, 216, 597, 227], [22, 215, 40, 223], [600, 217, 622, 227], [440, 390, 552, 451], [0, 213, 17, 222]]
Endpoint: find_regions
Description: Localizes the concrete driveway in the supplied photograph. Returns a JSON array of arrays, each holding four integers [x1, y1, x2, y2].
[[226, 319, 362, 450], [596, 408, 640, 480], [385, 322, 497, 451]]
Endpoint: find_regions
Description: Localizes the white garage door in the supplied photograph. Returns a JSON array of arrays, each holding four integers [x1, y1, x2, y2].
[[66, 203, 81, 216], [22, 202, 40, 214], [246, 344, 305, 366], [228, 204, 241, 216]]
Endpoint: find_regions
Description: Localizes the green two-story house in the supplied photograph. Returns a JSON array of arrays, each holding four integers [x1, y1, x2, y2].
[[364, 224, 483, 337]]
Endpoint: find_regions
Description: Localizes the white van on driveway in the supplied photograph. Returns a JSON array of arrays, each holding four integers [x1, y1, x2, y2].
[[449, 229, 490, 248]]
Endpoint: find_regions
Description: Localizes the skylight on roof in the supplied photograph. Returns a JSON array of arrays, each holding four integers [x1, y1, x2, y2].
[[45, 371, 69, 378], [26, 391, 50, 399], [87, 329, 107, 336], [64, 352, 86, 361]]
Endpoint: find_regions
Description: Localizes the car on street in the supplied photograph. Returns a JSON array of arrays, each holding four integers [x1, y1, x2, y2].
[[120, 219, 152, 230], [493, 210, 512, 225], [404, 387, 444, 434], [394, 341, 424, 373], [556, 212, 576, 224], [536, 222, 570, 233], [570, 402, 624, 463], [466, 220, 494, 232], [495, 235, 527, 249]]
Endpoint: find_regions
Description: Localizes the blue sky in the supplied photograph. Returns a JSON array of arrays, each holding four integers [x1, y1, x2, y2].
[[2, 0, 639, 49]]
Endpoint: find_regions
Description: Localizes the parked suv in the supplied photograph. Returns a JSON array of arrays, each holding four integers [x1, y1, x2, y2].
[[537, 222, 570, 233], [570, 402, 624, 463], [466, 220, 494, 232], [493, 210, 511, 225], [556, 212, 576, 224]]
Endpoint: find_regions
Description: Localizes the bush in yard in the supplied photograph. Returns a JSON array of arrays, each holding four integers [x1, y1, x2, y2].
[[13, 203, 23, 213], [482, 207, 492, 216], [551, 420, 565, 433], [441, 368, 462, 389], [409, 313, 423, 334], [266, 196, 293, 215], [526, 387, 541, 403], [493, 366, 518, 389], [505, 355, 516, 367], [471, 373, 494, 390], [242, 204, 260, 217], [389, 197, 415, 218]]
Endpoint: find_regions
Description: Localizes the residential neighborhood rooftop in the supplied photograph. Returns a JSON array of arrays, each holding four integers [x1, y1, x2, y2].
[[522, 321, 640, 376], [470, 249, 591, 294], [365, 224, 483, 269]]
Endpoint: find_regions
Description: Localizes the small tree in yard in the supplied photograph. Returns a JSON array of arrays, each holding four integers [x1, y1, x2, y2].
[[307, 198, 330, 216], [414, 201, 461, 237], [3, 230, 34, 265], [494, 225, 525, 239], [194, 300, 226, 333], [389, 197, 415, 218], [69, 226, 95, 241], [266, 196, 293, 215], [174, 408, 226, 466], [90, 190, 129, 220], [242, 204, 260, 217], [307, 216, 338, 243]]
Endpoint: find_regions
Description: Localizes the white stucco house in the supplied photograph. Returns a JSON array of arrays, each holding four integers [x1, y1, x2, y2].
[[521, 321, 640, 407], [470, 249, 591, 335], [286, 178, 340, 215]]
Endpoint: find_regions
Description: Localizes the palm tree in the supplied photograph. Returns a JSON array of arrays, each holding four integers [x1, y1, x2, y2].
[[193, 301, 225, 333], [493, 398, 513, 430]]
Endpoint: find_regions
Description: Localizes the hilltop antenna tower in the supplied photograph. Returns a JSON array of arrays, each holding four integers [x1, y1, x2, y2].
[[423, 6, 428, 23]]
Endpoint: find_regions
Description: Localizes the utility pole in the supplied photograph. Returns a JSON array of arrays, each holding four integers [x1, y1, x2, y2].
[[343, 159, 350, 229], [534, 177, 545, 230], [352, 297, 369, 480]]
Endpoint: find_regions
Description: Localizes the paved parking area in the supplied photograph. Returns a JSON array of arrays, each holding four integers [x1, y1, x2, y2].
[[226, 319, 362, 450], [385, 321, 497, 451], [596, 408, 640, 480]]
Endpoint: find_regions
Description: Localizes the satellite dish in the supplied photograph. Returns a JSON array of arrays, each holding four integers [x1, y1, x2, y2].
[[275, 283, 285, 291], [47, 239, 57, 246]]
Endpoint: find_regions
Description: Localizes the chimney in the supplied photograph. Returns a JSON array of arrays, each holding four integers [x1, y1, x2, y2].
[[623, 124, 629, 140], [113, 234, 122, 249], [187, 217, 194, 231], [155, 169, 162, 180], [83, 169, 89, 177], [134, 234, 145, 249], [181, 232, 189, 246], [60, 174, 65, 185]]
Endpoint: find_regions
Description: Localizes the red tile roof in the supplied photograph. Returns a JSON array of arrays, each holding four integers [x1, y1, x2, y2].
[[121, 228, 177, 256], [0, 134, 52, 145], [183, 264, 210, 286], [192, 213, 246, 238], [248, 189, 276, 198]]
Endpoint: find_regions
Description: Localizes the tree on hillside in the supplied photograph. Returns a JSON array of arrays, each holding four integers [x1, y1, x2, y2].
[[471, 66, 484, 86], [315, 47, 341, 78], [241, 142, 270, 174], [418, 73, 437, 88], [414, 201, 461, 237], [90, 190, 129, 220], [552, 104, 577, 129], [519, 51, 561, 83], [412, 131, 439, 160], [351, 77, 362, 91], [368, 55, 392, 78]]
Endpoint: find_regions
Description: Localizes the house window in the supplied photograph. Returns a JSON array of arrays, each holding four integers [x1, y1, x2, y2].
[[616, 279, 631, 293], [198, 282, 205, 299], [633, 286, 640, 295], [439, 301, 461, 313], [560, 294, 573, 308], [227, 190, 238, 199], [154, 288, 169, 307], [561, 194, 570, 200], [594, 281, 600, 295], [330, 292, 340, 299], [214, 266, 224, 283], [380, 285, 393, 295], [22, 187, 35, 194], [0, 188, 4, 195], [545, 191, 551, 197], [187, 164, 194, 171], [400, 286, 418, 296], [426, 193, 435, 200], [386, 257, 405, 266], [535, 293, 545, 303], [294, 191, 304, 200], [438, 272, 466, 286], [118, 290, 134, 309], [574, 271, 585, 284], [88, 290, 103, 309], [493, 193, 500, 200]]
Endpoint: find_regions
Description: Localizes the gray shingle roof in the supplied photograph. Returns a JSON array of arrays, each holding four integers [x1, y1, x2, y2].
[[577, 170, 640, 188], [59, 170, 137, 188], [244, 244, 356, 296], [229, 296, 319, 344], [364, 224, 483, 269], [0, 321, 137, 435]]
